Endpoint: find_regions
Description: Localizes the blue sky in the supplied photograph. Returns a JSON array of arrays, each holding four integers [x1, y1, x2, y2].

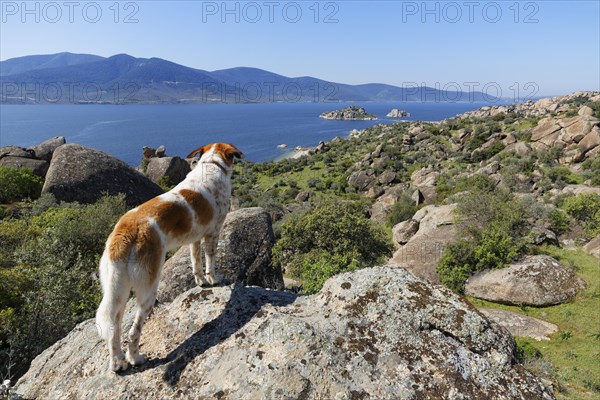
[[1, 0, 599, 96]]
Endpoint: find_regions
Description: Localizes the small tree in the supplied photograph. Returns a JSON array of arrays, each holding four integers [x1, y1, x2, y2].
[[272, 199, 392, 293]]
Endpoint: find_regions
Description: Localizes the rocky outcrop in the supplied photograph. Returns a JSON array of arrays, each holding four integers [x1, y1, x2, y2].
[[347, 169, 376, 191], [529, 112, 600, 162], [158, 207, 283, 302], [0, 137, 65, 177], [465, 255, 586, 306], [456, 91, 600, 120], [42, 144, 164, 207], [0, 156, 48, 177], [391, 204, 458, 283], [15, 267, 554, 400], [320, 106, 377, 120], [0, 146, 33, 159], [142, 145, 166, 159], [478, 309, 558, 341], [410, 167, 440, 203], [386, 108, 410, 118], [216, 208, 283, 290], [27, 136, 65, 161], [145, 156, 191, 185], [370, 187, 405, 223]]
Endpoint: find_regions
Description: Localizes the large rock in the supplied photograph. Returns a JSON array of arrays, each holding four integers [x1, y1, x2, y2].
[[15, 267, 554, 400], [392, 219, 420, 247], [391, 204, 458, 283], [158, 208, 283, 302], [465, 255, 586, 306], [578, 126, 600, 155], [27, 136, 65, 161], [583, 235, 600, 258], [0, 146, 33, 159], [216, 208, 283, 290], [478, 309, 558, 341], [531, 118, 562, 142], [157, 247, 197, 303], [370, 188, 402, 223], [347, 170, 376, 191], [42, 144, 163, 207], [145, 156, 191, 185], [411, 168, 440, 187], [0, 156, 48, 177]]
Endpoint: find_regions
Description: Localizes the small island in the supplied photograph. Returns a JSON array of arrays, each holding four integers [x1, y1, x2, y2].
[[386, 108, 411, 118], [320, 106, 377, 120]]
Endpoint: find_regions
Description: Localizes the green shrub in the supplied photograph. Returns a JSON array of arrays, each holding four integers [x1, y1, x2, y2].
[[544, 165, 582, 186], [437, 186, 528, 293], [1, 194, 127, 380], [387, 192, 419, 226], [0, 167, 43, 203], [156, 176, 175, 192], [272, 199, 392, 292], [299, 250, 360, 294], [471, 141, 506, 162], [581, 157, 600, 185], [562, 193, 600, 237], [435, 174, 497, 202], [549, 209, 570, 235], [437, 241, 476, 292]]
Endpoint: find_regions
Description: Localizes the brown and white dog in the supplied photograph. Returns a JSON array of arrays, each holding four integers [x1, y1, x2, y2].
[[96, 143, 243, 371]]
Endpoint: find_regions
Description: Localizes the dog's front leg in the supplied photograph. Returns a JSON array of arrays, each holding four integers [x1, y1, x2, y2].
[[203, 235, 223, 285], [190, 241, 208, 286]]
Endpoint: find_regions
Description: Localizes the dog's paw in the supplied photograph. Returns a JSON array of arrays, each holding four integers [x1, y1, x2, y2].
[[126, 351, 147, 366], [204, 273, 223, 286], [110, 356, 129, 372], [195, 274, 210, 287]]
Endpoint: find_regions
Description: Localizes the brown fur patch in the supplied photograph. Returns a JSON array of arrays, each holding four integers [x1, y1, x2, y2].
[[179, 189, 213, 225], [107, 198, 193, 282], [135, 222, 163, 282], [143, 198, 192, 237]]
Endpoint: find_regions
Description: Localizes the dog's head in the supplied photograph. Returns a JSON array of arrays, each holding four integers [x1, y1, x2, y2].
[[187, 143, 244, 167]]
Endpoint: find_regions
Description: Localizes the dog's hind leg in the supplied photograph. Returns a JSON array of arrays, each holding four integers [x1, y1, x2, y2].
[[126, 256, 163, 367], [96, 254, 131, 372]]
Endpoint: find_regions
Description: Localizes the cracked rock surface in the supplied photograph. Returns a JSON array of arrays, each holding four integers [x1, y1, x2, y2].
[[16, 267, 554, 400]]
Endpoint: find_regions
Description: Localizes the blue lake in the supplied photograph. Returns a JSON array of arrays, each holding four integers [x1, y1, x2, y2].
[[0, 102, 498, 166]]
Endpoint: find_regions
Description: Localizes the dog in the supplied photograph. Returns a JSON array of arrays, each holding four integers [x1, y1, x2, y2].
[[96, 143, 243, 371]]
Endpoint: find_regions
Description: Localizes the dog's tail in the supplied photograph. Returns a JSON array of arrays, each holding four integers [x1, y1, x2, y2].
[[96, 252, 131, 341]]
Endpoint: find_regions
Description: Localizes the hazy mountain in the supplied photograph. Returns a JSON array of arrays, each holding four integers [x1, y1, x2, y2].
[[0, 52, 105, 77], [0, 53, 493, 104]]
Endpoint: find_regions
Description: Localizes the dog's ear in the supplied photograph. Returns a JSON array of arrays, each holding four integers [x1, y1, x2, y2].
[[187, 144, 210, 159], [225, 144, 244, 160]]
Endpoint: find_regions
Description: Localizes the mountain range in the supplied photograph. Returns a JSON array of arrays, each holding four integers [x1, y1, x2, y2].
[[0, 52, 493, 104]]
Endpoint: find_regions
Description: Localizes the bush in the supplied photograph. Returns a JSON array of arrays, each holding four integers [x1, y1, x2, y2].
[[549, 209, 570, 235], [272, 199, 392, 293], [437, 241, 476, 292], [581, 157, 600, 185], [0, 167, 43, 204], [387, 192, 419, 226], [437, 186, 528, 293], [562, 193, 600, 237], [0, 194, 127, 380], [299, 251, 360, 294]]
